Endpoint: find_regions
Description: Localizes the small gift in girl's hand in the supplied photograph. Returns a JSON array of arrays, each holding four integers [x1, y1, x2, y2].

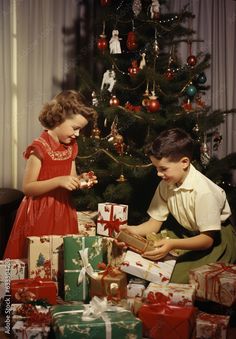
[[78, 171, 98, 189]]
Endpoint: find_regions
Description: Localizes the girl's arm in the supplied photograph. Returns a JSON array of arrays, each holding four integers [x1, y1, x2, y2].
[[23, 155, 81, 197], [143, 231, 214, 260]]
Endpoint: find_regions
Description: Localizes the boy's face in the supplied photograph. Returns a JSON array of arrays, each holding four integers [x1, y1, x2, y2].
[[150, 156, 190, 186]]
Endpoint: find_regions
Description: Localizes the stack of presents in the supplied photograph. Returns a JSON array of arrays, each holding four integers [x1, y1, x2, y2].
[[1, 202, 236, 338]]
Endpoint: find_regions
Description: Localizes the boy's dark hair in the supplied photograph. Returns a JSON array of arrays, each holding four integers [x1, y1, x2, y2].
[[39, 90, 97, 129], [147, 128, 195, 162]]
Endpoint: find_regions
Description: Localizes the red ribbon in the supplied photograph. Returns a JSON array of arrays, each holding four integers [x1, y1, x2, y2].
[[97, 204, 127, 236], [147, 291, 171, 305]]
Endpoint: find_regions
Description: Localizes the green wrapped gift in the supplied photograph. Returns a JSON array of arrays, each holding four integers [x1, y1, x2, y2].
[[51, 298, 142, 338], [63, 236, 106, 302]]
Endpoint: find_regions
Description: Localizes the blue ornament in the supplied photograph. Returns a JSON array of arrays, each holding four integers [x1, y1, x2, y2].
[[186, 84, 197, 97], [197, 72, 207, 84]]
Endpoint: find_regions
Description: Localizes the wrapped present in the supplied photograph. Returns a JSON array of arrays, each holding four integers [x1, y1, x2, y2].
[[143, 282, 196, 306], [189, 262, 236, 306], [138, 302, 197, 339], [63, 235, 105, 301], [77, 210, 97, 236], [0, 259, 26, 299], [12, 320, 51, 339], [27, 235, 64, 289], [104, 237, 126, 267], [120, 250, 176, 284], [196, 311, 230, 339], [90, 263, 127, 301], [116, 229, 155, 254], [127, 278, 146, 298], [97, 202, 128, 237], [126, 296, 144, 316], [11, 278, 57, 305], [51, 296, 142, 338], [11, 303, 51, 326]]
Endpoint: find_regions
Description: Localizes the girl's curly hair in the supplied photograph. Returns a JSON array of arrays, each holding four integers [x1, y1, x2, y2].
[[39, 90, 97, 129]]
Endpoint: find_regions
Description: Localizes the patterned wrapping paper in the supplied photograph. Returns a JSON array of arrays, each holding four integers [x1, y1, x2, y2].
[[127, 279, 146, 298], [10, 278, 57, 304], [51, 299, 142, 338], [0, 259, 26, 299], [12, 320, 50, 339], [138, 302, 197, 339], [196, 311, 230, 339], [143, 282, 196, 306], [77, 210, 97, 236], [27, 235, 64, 284], [120, 250, 176, 284], [189, 262, 236, 306], [104, 237, 126, 267], [97, 202, 128, 237], [63, 235, 105, 302]]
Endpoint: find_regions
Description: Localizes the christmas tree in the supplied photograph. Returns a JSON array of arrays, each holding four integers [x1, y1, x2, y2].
[[73, 0, 236, 223]]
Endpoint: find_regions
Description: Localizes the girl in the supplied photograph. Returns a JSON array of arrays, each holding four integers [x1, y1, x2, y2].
[[4, 90, 97, 259]]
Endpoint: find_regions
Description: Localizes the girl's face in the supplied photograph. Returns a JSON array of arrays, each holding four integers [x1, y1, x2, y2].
[[50, 114, 88, 144], [150, 155, 190, 187]]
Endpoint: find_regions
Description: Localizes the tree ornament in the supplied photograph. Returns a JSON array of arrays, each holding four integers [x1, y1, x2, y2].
[[91, 91, 98, 106], [114, 133, 125, 155], [97, 21, 108, 52], [109, 30, 122, 54], [109, 95, 120, 106], [165, 68, 174, 80], [200, 142, 210, 167], [213, 129, 222, 151], [186, 84, 197, 97], [182, 99, 192, 112], [147, 94, 160, 112], [116, 174, 127, 182], [152, 28, 159, 58], [100, 0, 110, 6], [128, 59, 140, 76], [91, 126, 101, 139], [139, 52, 146, 69], [132, 0, 142, 17], [150, 0, 160, 20], [101, 68, 116, 92], [193, 123, 200, 134], [142, 82, 150, 107], [197, 72, 207, 84], [126, 31, 138, 51], [187, 55, 197, 67]]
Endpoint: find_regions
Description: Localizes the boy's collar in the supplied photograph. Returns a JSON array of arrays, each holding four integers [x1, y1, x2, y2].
[[172, 164, 194, 191]]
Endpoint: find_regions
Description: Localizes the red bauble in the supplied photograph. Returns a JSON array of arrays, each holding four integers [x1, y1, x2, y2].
[[128, 60, 140, 77], [165, 69, 174, 80], [126, 31, 138, 51], [187, 55, 197, 66], [97, 35, 108, 52], [147, 96, 160, 112], [109, 95, 120, 106], [100, 0, 110, 6]]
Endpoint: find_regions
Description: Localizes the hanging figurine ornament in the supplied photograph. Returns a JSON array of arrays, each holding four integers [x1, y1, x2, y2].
[[139, 52, 146, 69], [142, 81, 150, 107], [187, 41, 197, 67], [132, 0, 142, 17], [152, 28, 160, 58], [150, 0, 160, 20], [101, 67, 116, 92], [126, 20, 138, 51], [109, 29, 122, 54], [128, 59, 140, 77], [97, 21, 108, 52], [200, 139, 211, 167], [147, 83, 160, 112]]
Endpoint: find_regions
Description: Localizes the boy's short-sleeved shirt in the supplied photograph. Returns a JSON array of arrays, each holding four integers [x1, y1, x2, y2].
[[147, 164, 231, 232]]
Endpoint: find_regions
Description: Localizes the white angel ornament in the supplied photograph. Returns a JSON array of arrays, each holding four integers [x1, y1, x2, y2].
[[101, 69, 116, 92], [109, 29, 122, 54]]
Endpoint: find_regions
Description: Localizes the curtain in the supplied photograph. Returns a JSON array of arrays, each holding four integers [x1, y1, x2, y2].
[[1, 0, 236, 189]]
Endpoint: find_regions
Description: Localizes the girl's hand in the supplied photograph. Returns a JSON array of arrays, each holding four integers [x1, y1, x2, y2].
[[143, 239, 174, 261], [78, 171, 98, 189], [60, 176, 81, 191]]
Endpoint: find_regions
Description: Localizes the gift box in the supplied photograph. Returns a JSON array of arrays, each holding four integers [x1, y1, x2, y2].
[[120, 250, 176, 284], [51, 297, 142, 338], [12, 320, 51, 339], [11, 278, 57, 305], [0, 259, 26, 299], [27, 235, 64, 287], [97, 202, 128, 237], [196, 311, 230, 339], [189, 262, 236, 306], [63, 235, 105, 301], [143, 282, 196, 306], [138, 302, 197, 339], [116, 229, 155, 254], [127, 278, 146, 298], [77, 210, 97, 236], [90, 264, 127, 300], [104, 237, 126, 267]]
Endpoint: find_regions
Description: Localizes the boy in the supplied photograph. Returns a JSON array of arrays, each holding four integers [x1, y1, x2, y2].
[[119, 128, 236, 283]]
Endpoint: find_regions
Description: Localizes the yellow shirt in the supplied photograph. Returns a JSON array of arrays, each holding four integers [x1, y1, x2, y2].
[[147, 164, 231, 232]]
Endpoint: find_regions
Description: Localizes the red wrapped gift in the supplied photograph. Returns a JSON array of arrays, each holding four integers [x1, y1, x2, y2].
[[138, 302, 197, 339], [10, 278, 57, 305]]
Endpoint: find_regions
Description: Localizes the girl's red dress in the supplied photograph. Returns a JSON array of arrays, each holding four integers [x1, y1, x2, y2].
[[4, 131, 79, 259]]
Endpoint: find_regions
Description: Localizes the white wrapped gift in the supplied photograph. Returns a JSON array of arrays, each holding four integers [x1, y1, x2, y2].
[[120, 250, 176, 284], [0, 259, 26, 299]]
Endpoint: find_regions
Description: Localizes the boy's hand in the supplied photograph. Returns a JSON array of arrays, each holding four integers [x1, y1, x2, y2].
[[142, 239, 173, 261], [113, 225, 134, 249]]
